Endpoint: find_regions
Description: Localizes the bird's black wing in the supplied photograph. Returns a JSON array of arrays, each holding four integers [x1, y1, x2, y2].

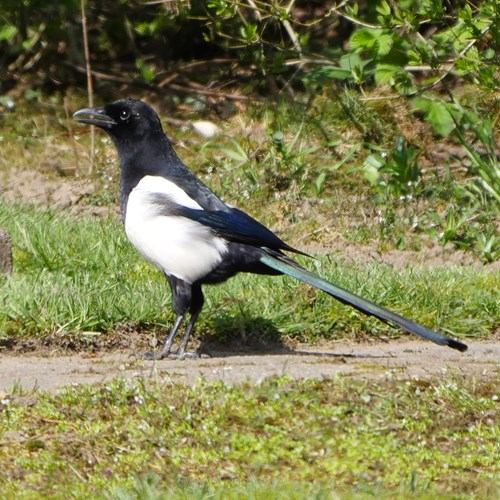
[[183, 206, 308, 255], [149, 192, 306, 255]]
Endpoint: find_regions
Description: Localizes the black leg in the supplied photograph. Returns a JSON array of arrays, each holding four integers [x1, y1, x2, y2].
[[133, 277, 205, 360], [169, 311, 199, 358], [132, 313, 184, 359], [156, 313, 185, 358], [138, 313, 187, 360], [170, 283, 204, 359], [138, 276, 205, 360], [131, 275, 190, 360]]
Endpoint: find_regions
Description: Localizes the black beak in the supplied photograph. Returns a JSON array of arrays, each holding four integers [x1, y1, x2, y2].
[[73, 106, 116, 129]]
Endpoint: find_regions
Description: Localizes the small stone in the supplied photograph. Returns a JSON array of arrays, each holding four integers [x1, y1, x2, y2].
[[0, 229, 12, 274], [191, 120, 220, 138]]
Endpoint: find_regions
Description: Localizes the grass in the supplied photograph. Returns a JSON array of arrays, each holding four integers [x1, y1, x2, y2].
[[0, 375, 498, 498], [0, 199, 498, 345]]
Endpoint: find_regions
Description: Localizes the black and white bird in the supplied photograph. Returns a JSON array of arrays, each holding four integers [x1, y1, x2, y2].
[[73, 99, 468, 359]]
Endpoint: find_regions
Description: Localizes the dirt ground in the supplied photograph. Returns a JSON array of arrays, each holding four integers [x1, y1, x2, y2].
[[0, 339, 498, 393]]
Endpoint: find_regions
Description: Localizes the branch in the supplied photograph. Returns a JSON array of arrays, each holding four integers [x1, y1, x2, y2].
[[69, 63, 263, 101], [80, 0, 95, 175]]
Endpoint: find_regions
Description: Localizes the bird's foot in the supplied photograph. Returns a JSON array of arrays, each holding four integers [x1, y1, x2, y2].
[[129, 349, 205, 360], [166, 349, 201, 360], [129, 350, 166, 361]]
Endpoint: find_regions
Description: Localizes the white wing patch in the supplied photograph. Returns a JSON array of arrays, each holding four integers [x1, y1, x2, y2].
[[134, 175, 202, 210], [125, 175, 228, 283]]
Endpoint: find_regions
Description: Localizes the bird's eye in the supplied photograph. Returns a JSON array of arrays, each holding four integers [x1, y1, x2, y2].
[[119, 110, 130, 121]]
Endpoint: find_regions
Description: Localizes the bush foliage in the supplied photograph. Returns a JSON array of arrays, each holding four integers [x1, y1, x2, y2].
[[1, 0, 498, 95]]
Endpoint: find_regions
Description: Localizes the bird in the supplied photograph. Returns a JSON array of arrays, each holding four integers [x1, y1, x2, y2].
[[73, 98, 468, 359]]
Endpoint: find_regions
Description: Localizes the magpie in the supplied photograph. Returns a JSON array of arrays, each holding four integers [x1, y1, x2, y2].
[[73, 99, 468, 358]]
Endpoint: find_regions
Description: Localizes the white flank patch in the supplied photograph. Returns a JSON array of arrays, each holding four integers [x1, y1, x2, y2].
[[125, 176, 228, 283]]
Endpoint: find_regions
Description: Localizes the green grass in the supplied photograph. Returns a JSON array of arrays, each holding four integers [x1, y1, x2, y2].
[[0, 375, 498, 498], [0, 199, 497, 345]]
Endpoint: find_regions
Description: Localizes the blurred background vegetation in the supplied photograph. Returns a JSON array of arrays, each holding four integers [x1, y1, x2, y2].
[[0, 0, 499, 261], [1, 0, 498, 97]]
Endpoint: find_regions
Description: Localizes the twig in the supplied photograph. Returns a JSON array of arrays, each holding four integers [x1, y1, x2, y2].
[[246, 0, 262, 21], [69, 63, 263, 101], [358, 94, 406, 102], [63, 96, 80, 165], [68, 463, 86, 482], [283, 0, 302, 59], [328, 2, 384, 30], [297, 225, 332, 243], [422, 31, 488, 92], [175, 57, 237, 70], [8, 22, 47, 72], [80, 0, 95, 175]]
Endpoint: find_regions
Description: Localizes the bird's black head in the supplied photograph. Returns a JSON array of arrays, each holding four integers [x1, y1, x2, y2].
[[73, 98, 164, 146]]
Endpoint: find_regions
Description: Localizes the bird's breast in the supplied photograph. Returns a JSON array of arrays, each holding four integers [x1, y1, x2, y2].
[[124, 176, 228, 283]]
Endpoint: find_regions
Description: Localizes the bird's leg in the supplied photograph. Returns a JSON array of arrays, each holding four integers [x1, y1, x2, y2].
[[157, 313, 185, 358], [168, 282, 204, 360], [135, 277, 205, 361], [171, 310, 201, 359], [134, 313, 185, 360]]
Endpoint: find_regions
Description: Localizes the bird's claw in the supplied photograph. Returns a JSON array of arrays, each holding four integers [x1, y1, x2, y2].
[[129, 351, 165, 361], [166, 349, 201, 360], [129, 349, 203, 360]]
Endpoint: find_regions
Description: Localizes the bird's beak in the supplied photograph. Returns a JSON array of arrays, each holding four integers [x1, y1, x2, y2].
[[73, 106, 116, 129]]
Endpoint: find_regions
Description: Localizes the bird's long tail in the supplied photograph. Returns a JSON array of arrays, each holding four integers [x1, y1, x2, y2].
[[259, 253, 468, 352]]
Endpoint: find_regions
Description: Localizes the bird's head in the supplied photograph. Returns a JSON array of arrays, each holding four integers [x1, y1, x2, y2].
[[73, 98, 164, 146]]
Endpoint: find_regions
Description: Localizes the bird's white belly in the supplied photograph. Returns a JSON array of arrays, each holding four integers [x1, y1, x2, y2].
[[125, 183, 227, 283]]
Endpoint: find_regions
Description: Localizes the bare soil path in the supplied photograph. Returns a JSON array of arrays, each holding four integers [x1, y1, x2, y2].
[[0, 340, 498, 393]]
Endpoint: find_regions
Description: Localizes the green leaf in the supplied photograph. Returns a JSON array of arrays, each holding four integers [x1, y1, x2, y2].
[[313, 171, 327, 196], [0, 24, 17, 42], [363, 154, 386, 186], [0, 95, 15, 109], [374, 64, 399, 85], [325, 68, 353, 80], [220, 139, 248, 163], [339, 52, 366, 71], [376, 0, 392, 17], [350, 29, 394, 57], [240, 24, 258, 44], [350, 29, 377, 51], [375, 33, 394, 56], [413, 99, 455, 137], [135, 58, 156, 84], [313, 53, 368, 82]]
